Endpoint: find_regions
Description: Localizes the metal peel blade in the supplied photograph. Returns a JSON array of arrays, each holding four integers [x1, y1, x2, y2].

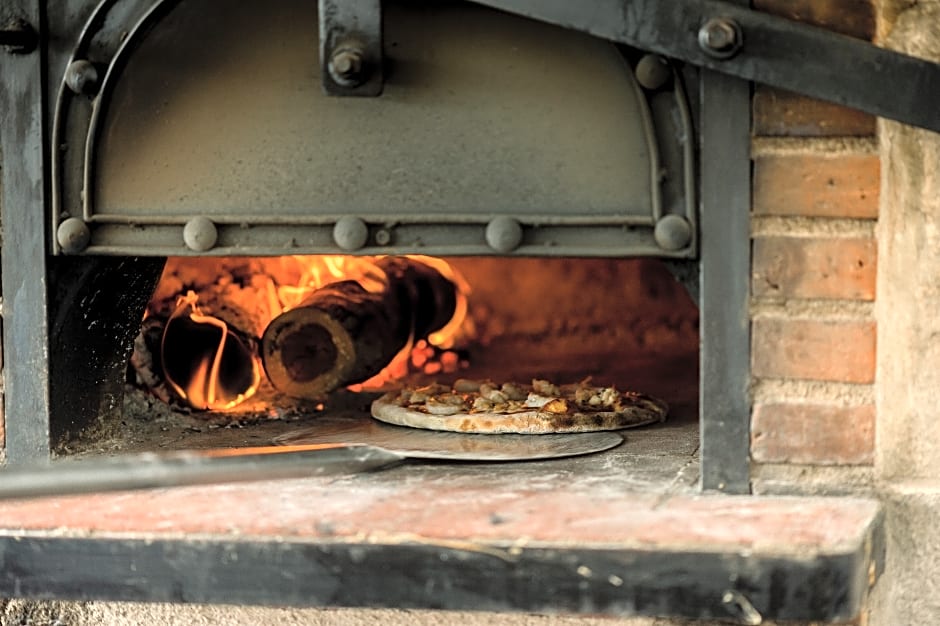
[[274, 417, 624, 461], [0, 422, 623, 500], [0, 443, 404, 500]]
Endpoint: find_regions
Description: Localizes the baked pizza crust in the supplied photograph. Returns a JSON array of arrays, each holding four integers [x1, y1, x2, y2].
[[371, 385, 668, 434]]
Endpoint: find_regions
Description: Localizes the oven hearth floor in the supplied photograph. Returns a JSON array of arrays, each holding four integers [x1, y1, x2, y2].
[[63, 371, 702, 495], [66, 351, 701, 483], [11, 355, 880, 622]]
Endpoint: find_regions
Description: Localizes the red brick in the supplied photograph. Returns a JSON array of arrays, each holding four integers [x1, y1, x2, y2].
[[751, 403, 875, 465], [751, 0, 876, 137], [753, 154, 880, 218], [754, 0, 875, 40], [752, 318, 875, 383], [752, 236, 876, 300], [753, 88, 876, 137]]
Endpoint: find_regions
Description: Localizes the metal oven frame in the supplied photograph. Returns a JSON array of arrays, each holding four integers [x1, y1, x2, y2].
[[1, 0, 938, 491]]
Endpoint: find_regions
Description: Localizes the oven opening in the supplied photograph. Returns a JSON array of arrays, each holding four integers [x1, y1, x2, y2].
[[44, 0, 702, 475], [60, 255, 699, 478]]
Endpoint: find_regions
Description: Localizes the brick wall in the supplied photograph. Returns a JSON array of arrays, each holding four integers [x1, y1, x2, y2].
[[749, 0, 880, 477]]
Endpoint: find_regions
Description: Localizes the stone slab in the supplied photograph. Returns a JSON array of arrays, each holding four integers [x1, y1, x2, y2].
[[0, 453, 882, 622]]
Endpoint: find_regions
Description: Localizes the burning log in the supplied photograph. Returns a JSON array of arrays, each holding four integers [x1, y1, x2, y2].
[[130, 258, 277, 411], [130, 316, 174, 405], [261, 257, 460, 399], [161, 292, 262, 410], [130, 292, 264, 411]]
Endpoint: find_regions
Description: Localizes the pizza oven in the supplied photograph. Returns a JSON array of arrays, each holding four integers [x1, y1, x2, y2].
[[0, 0, 937, 623]]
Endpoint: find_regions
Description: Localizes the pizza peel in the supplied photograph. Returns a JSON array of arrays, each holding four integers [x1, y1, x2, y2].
[[271, 415, 624, 461], [0, 418, 621, 500]]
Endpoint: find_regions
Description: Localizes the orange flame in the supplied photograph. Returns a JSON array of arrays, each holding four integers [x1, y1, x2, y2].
[[271, 255, 388, 313], [154, 255, 471, 409], [411, 255, 471, 349], [162, 292, 262, 410]]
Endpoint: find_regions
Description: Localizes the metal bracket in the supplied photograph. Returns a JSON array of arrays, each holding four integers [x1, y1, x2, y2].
[[467, 0, 940, 133], [319, 0, 383, 97]]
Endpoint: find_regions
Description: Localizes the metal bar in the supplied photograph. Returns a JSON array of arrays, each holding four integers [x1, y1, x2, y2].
[[320, 0, 383, 96], [0, 443, 403, 499], [698, 61, 752, 488], [0, 532, 877, 621], [83, 213, 656, 226], [468, 0, 940, 132], [0, 3, 52, 464]]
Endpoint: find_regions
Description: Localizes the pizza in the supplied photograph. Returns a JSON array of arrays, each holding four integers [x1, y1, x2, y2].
[[370, 378, 668, 434]]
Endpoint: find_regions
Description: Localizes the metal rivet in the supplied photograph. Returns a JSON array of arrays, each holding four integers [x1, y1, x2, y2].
[[698, 17, 743, 59], [485, 217, 524, 253], [333, 216, 369, 251], [374, 228, 393, 246], [56, 217, 91, 254], [654, 215, 692, 251], [183, 217, 218, 252], [65, 60, 100, 96], [635, 55, 672, 90], [329, 44, 367, 88]]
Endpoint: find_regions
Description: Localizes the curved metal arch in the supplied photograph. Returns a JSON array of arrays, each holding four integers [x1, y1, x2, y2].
[[51, 0, 181, 253], [82, 0, 181, 225], [52, 0, 697, 258]]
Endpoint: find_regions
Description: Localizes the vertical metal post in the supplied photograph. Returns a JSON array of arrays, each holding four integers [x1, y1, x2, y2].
[[319, 0, 384, 97], [699, 56, 752, 488], [0, 2, 52, 464]]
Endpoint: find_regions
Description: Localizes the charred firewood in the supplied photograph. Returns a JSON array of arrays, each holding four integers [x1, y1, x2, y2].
[[129, 316, 174, 404], [130, 297, 263, 412], [160, 293, 261, 410], [130, 257, 276, 411], [261, 257, 458, 399]]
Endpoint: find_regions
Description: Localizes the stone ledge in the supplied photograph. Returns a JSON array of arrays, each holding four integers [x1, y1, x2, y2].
[[0, 478, 883, 623]]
